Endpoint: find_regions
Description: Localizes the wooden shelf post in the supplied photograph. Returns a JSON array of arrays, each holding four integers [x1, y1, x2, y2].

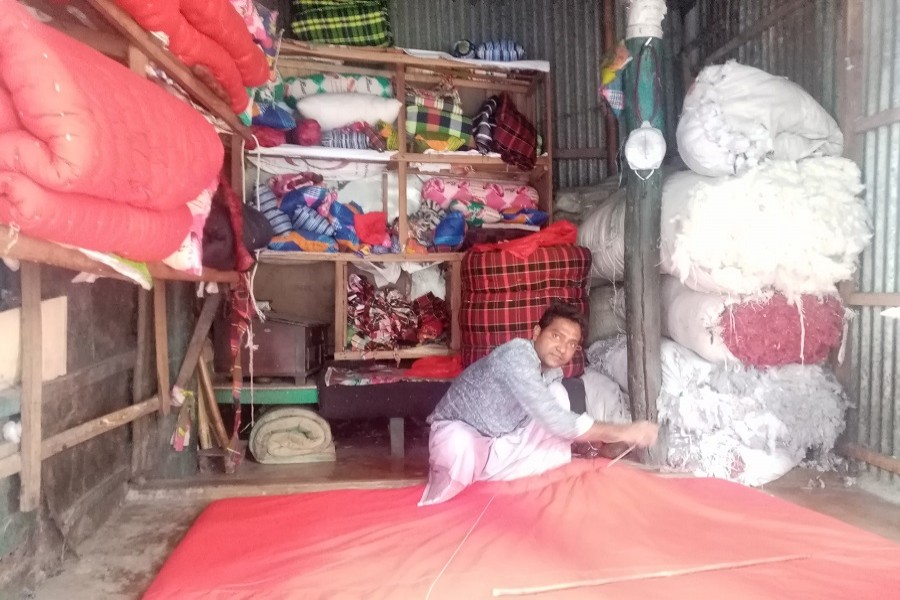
[[153, 280, 171, 416], [19, 262, 43, 512]]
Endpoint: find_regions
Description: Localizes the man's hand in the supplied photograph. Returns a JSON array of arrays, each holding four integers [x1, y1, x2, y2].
[[617, 421, 658, 448], [577, 420, 659, 447]]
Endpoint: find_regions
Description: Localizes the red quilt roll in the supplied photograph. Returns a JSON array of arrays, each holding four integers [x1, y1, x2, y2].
[[0, 173, 190, 261]]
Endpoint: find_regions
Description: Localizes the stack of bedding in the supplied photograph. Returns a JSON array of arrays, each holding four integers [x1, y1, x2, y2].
[[0, 2, 223, 267]]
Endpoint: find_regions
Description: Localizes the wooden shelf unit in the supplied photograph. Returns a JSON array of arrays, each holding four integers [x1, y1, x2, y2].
[[249, 42, 552, 363]]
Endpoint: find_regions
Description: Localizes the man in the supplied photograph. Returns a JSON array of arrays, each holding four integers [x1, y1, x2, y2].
[[419, 302, 658, 506]]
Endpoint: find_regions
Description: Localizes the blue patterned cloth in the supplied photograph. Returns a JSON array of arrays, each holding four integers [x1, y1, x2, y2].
[[256, 185, 292, 235], [292, 206, 335, 236]]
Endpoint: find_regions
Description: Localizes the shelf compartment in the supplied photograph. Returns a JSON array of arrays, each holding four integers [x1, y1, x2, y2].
[[249, 145, 398, 162], [257, 251, 464, 264]]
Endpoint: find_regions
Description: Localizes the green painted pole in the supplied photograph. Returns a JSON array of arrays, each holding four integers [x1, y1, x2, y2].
[[622, 31, 665, 445]]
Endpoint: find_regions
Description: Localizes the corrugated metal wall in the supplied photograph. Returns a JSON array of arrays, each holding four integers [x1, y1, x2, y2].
[[683, 0, 900, 482], [854, 0, 900, 483], [388, 0, 608, 188]]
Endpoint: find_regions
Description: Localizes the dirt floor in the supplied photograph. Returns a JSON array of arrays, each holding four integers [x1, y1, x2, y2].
[[23, 418, 900, 600]]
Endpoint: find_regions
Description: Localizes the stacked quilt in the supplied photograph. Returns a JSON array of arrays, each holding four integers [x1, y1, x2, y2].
[[0, 1, 223, 262]]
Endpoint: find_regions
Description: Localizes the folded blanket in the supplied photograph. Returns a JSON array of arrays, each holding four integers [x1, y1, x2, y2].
[[0, 173, 190, 261], [248, 408, 336, 464], [114, 0, 269, 113], [0, 4, 223, 211]]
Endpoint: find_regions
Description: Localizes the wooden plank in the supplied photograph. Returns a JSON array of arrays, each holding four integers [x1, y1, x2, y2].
[[257, 251, 463, 265], [0, 454, 22, 480], [198, 358, 230, 448], [841, 442, 900, 476], [389, 417, 405, 459], [854, 106, 900, 134], [703, 0, 809, 65], [131, 289, 151, 477], [846, 292, 900, 307], [403, 153, 551, 167], [173, 293, 222, 388], [127, 41, 149, 76], [0, 225, 238, 284], [86, 0, 251, 140], [153, 281, 171, 416], [281, 41, 545, 79], [839, 0, 866, 163], [43, 396, 161, 459], [45, 351, 136, 404], [19, 262, 42, 512], [396, 63, 409, 250], [334, 262, 348, 354], [0, 350, 135, 420], [449, 261, 462, 352], [333, 346, 453, 361]]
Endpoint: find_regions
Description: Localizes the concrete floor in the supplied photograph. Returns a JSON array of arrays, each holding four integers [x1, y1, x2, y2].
[[26, 419, 900, 600]]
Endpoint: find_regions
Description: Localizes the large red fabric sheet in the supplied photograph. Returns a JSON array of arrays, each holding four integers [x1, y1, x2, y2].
[[144, 460, 900, 599]]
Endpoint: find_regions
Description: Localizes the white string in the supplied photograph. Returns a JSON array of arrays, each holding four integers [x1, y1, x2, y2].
[[796, 298, 806, 365], [606, 443, 637, 468], [424, 495, 496, 600]]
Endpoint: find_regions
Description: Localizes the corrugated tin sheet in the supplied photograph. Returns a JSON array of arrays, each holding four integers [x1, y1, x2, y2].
[[388, 0, 608, 188], [685, 0, 900, 482], [853, 0, 900, 482]]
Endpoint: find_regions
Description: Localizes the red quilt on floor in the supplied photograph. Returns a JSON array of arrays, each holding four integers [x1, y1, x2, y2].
[[144, 460, 900, 600]]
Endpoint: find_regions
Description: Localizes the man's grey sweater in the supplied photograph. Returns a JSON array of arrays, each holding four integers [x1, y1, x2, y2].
[[428, 339, 593, 439]]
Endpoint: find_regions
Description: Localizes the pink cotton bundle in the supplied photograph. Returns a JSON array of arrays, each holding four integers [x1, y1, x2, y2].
[[720, 294, 844, 367]]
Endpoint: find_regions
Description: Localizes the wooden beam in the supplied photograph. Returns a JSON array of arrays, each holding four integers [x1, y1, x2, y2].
[[198, 356, 229, 449], [846, 292, 900, 307], [86, 0, 251, 141], [19, 262, 43, 512], [153, 281, 171, 416], [0, 396, 163, 480], [131, 289, 152, 477], [43, 396, 161, 458], [45, 351, 136, 404], [449, 261, 462, 352], [0, 225, 238, 284], [703, 0, 810, 65], [334, 262, 348, 354], [173, 293, 222, 389], [855, 106, 900, 134], [841, 442, 900, 476]]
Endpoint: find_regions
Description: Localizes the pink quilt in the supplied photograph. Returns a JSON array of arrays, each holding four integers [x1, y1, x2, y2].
[[0, 5, 222, 210], [0, 1, 222, 260], [422, 177, 540, 211]]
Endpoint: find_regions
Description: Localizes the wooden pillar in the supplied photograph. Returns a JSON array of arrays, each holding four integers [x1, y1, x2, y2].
[[130, 288, 152, 477], [19, 262, 42, 512], [622, 35, 665, 431], [153, 280, 171, 415]]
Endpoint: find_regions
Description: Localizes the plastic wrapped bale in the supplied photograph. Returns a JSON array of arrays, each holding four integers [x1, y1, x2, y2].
[[555, 176, 621, 225], [676, 61, 844, 177], [586, 336, 849, 486], [587, 285, 625, 345], [577, 188, 626, 282], [660, 276, 845, 367], [660, 159, 871, 297]]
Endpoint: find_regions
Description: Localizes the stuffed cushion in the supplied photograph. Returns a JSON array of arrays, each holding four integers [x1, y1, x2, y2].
[[290, 0, 393, 47], [284, 73, 393, 104], [295, 94, 401, 130]]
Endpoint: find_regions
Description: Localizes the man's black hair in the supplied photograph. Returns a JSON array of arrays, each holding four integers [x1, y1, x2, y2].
[[537, 301, 587, 335]]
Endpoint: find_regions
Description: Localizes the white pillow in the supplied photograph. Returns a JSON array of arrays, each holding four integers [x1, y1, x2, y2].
[[295, 94, 401, 130]]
